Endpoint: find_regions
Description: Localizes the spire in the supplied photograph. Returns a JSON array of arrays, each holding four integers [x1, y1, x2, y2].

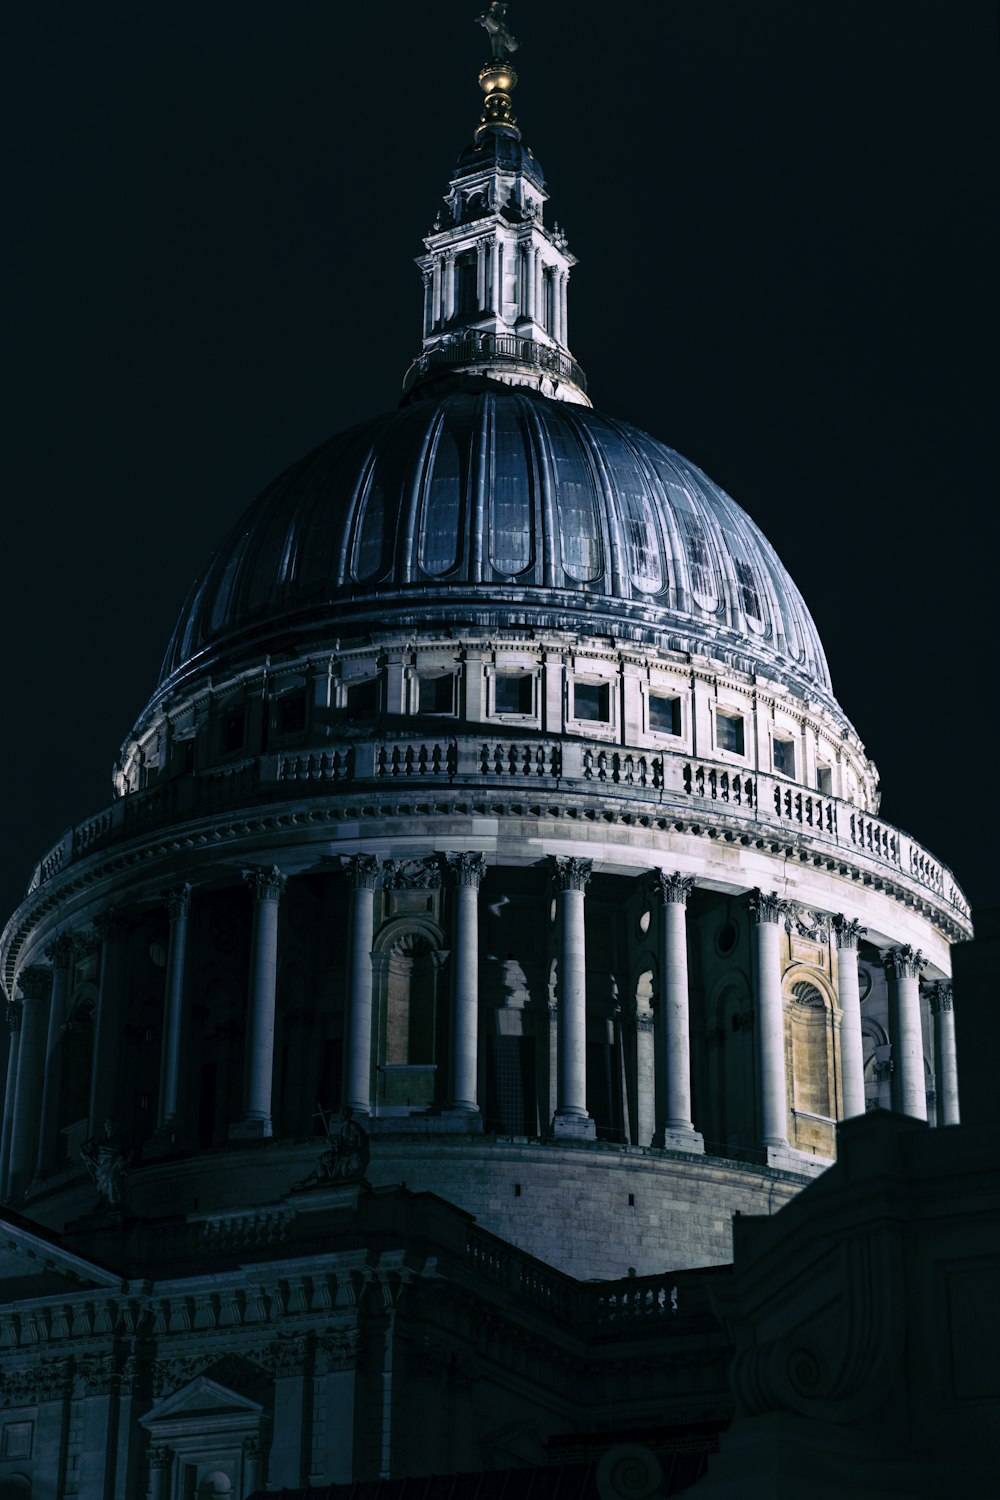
[[402, 5, 589, 407]]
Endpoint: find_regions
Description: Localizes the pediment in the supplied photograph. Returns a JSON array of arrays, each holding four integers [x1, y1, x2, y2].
[[0, 1209, 119, 1301], [140, 1375, 265, 1426]]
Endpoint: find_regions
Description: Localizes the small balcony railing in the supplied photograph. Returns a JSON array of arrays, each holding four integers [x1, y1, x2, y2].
[[402, 331, 588, 396]]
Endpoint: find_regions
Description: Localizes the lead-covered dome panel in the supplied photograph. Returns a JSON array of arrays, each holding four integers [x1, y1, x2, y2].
[[160, 388, 835, 706]]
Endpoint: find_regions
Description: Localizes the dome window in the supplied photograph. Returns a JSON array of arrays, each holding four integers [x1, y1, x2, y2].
[[649, 693, 681, 736], [493, 673, 533, 716], [419, 673, 456, 716], [816, 765, 833, 796], [346, 677, 380, 720], [715, 709, 745, 757], [279, 691, 306, 736], [573, 680, 610, 724], [773, 737, 796, 777], [222, 709, 245, 754]]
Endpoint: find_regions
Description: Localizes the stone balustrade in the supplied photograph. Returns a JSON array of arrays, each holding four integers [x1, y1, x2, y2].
[[20, 736, 970, 927]]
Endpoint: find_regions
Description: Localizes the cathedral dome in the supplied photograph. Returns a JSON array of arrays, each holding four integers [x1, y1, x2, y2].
[[159, 385, 836, 711]]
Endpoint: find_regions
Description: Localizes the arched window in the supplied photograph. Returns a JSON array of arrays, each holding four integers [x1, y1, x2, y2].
[[787, 975, 836, 1156]]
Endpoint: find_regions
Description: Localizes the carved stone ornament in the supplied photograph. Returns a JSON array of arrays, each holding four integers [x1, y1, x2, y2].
[[45, 930, 82, 968], [785, 906, 831, 942], [652, 870, 695, 905], [341, 853, 380, 890], [873, 1059, 894, 1083], [383, 856, 443, 890], [162, 882, 192, 921], [928, 981, 953, 1015], [747, 888, 792, 926], [444, 851, 488, 888], [832, 914, 867, 949], [883, 945, 925, 980], [147, 1446, 172, 1471], [552, 856, 593, 893], [243, 866, 287, 903], [17, 964, 52, 1002], [634, 1011, 655, 1034]]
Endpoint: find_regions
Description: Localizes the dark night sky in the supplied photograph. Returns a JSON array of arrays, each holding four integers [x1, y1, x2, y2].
[[3, 2, 998, 929]]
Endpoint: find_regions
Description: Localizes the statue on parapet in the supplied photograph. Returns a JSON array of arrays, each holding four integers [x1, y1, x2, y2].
[[477, 2, 519, 59], [301, 1105, 371, 1188], [80, 1118, 129, 1210]]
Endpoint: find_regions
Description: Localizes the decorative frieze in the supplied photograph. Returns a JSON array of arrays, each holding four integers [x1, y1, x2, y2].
[[785, 906, 831, 942], [383, 857, 442, 890]]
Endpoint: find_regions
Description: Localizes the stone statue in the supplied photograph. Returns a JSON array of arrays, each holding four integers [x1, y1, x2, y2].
[[477, 2, 518, 60], [301, 1105, 371, 1188], [80, 1118, 128, 1210]]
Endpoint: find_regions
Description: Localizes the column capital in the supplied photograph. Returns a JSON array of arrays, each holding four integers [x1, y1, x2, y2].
[[341, 853, 380, 891], [147, 1446, 171, 1471], [243, 866, 287, 903], [832, 914, 867, 949], [927, 981, 953, 1015], [883, 944, 924, 980], [162, 883, 192, 921], [747, 888, 792, 926], [93, 908, 133, 944], [45, 931, 82, 969], [6, 1000, 23, 1033], [17, 965, 52, 1003], [444, 852, 487, 889], [874, 1059, 894, 1083], [634, 1010, 655, 1034], [652, 870, 695, 906], [552, 856, 593, 893]]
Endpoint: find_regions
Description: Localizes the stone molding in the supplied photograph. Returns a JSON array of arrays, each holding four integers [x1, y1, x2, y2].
[[443, 851, 488, 888], [747, 889, 791, 926], [883, 945, 924, 980], [652, 870, 695, 905], [832, 914, 866, 949], [243, 866, 287, 904], [552, 855, 593, 893]]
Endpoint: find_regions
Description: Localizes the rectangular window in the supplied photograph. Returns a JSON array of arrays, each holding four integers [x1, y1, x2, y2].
[[346, 678, 379, 719], [279, 691, 306, 735], [773, 737, 795, 776], [223, 710, 245, 753], [817, 765, 833, 796], [716, 711, 745, 755], [419, 673, 456, 715], [494, 673, 533, 715], [649, 693, 681, 735], [573, 681, 611, 723]]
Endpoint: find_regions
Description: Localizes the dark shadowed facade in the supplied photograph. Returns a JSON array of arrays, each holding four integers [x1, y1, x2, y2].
[[0, 10, 979, 1498]]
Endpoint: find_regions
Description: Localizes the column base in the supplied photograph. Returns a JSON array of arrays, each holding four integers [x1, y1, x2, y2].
[[655, 1127, 705, 1154], [228, 1117, 274, 1142], [551, 1114, 597, 1140], [765, 1143, 831, 1177]]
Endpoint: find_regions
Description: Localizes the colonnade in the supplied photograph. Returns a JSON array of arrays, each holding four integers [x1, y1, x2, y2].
[[0, 863, 963, 1199], [421, 242, 570, 342]]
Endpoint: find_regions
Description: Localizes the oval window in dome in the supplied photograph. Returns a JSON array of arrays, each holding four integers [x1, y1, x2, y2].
[[489, 400, 535, 576], [418, 422, 465, 577]]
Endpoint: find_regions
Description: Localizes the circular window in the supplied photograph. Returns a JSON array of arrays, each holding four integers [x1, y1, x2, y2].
[[637, 909, 651, 936], [716, 921, 738, 956], [549, 898, 557, 924], [858, 964, 873, 1002], [148, 938, 167, 970]]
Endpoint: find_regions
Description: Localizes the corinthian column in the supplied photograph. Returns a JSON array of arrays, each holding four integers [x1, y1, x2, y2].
[[551, 857, 596, 1139], [445, 853, 487, 1118], [342, 855, 379, 1116], [0, 1002, 22, 1196], [748, 889, 791, 1153], [8, 966, 52, 1196], [88, 910, 132, 1136], [36, 933, 79, 1177], [157, 884, 192, 1133], [230, 867, 286, 1140], [929, 981, 959, 1126], [884, 945, 926, 1121], [652, 871, 703, 1151], [832, 914, 867, 1119]]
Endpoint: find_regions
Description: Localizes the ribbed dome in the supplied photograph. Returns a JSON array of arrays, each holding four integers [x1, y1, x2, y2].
[[159, 387, 836, 707]]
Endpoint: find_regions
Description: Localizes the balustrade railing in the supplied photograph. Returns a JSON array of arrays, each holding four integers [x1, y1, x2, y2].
[[402, 331, 587, 396], [22, 735, 970, 922]]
